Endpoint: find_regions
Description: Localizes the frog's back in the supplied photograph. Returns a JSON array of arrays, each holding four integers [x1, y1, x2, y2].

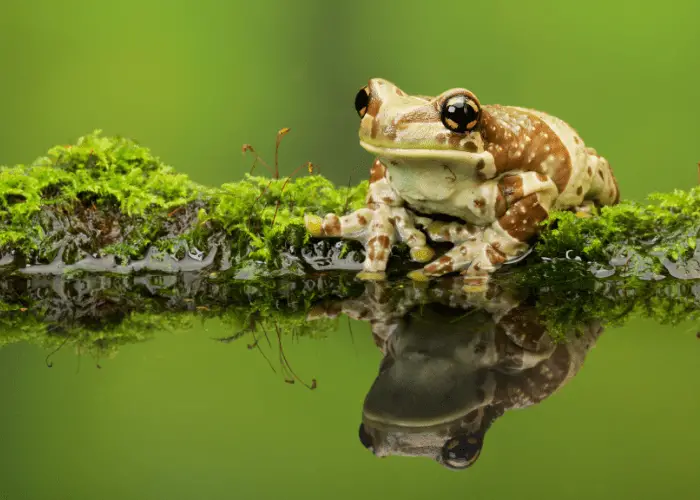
[[481, 104, 619, 209]]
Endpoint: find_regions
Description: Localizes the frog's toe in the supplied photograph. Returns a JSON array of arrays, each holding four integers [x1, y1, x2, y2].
[[357, 271, 386, 281], [462, 275, 489, 293], [407, 269, 430, 282], [304, 214, 325, 237], [306, 302, 342, 320], [410, 246, 435, 263]]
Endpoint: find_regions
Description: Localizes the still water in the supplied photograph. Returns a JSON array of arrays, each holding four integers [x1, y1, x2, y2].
[[0, 276, 698, 500]]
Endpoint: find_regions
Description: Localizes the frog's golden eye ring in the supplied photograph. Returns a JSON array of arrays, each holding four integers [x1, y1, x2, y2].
[[440, 94, 481, 133], [355, 86, 370, 118], [439, 434, 483, 470], [358, 423, 375, 453]]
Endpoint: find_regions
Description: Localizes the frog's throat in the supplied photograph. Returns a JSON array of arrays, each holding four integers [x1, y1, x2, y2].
[[360, 140, 481, 163]]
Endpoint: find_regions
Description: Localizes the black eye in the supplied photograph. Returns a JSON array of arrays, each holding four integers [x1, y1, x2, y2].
[[440, 434, 483, 470], [440, 94, 481, 133], [355, 86, 370, 118]]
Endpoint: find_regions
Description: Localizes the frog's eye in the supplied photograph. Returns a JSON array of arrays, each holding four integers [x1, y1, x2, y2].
[[355, 86, 370, 118], [440, 94, 481, 133], [439, 434, 483, 470]]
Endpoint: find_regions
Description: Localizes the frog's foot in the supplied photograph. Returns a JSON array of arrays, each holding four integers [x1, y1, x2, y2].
[[460, 273, 490, 293], [304, 209, 374, 239], [571, 200, 598, 219], [392, 207, 435, 263], [409, 240, 501, 278], [304, 205, 435, 276]]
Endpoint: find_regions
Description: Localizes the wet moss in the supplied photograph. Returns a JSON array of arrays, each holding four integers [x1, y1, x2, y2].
[[535, 186, 700, 279], [0, 130, 697, 280], [0, 130, 367, 273]]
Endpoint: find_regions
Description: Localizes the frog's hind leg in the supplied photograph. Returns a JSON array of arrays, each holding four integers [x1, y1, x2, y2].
[[408, 172, 559, 289], [406, 237, 503, 286]]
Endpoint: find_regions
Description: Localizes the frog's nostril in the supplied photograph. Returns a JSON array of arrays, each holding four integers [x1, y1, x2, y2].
[[358, 423, 375, 452], [355, 86, 370, 118]]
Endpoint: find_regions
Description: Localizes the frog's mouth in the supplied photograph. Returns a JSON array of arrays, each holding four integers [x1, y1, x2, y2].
[[360, 140, 482, 164], [360, 140, 493, 176]]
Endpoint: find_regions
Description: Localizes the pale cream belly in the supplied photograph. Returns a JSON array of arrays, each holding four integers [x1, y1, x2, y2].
[[386, 162, 498, 224]]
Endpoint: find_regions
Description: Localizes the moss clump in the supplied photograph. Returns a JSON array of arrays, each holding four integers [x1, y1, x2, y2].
[[0, 131, 205, 257], [0, 130, 367, 273], [535, 187, 700, 279], [1, 130, 697, 281]]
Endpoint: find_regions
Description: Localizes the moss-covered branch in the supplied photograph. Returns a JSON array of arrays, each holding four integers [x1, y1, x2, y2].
[[1, 130, 698, 281], [0, 130, 369, 277]]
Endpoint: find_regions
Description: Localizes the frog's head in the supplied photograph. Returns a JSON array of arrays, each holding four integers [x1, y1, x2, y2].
[[356, 304, 502, 470], [354, 78, 487, 167], [359, 384, 501, 471]]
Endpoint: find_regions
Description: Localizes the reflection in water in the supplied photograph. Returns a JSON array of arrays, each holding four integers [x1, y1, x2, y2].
[[309, 279, 602, 470], [1, 268, 695, 470]]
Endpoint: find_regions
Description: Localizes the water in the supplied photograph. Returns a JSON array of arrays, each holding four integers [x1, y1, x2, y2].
[[0, 275, 698, 500]]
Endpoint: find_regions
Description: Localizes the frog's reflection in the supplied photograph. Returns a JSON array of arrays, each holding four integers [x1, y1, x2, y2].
[[309, 279, 602, 470]]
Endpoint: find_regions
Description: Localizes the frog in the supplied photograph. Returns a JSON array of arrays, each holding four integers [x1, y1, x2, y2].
[[304, 78, 620, 285], [307, 279, 602, 469]]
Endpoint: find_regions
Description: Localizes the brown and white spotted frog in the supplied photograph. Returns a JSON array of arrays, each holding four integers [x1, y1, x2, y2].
[[305, 78, 620, 285], [307, 279, 602, 470]]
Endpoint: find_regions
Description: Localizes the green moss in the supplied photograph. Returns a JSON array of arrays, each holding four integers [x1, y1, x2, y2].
[[1, 130, 697, 281], [0, 131, 203, 261], [0, 130, 367, 270], [536, 187, 700, 278]]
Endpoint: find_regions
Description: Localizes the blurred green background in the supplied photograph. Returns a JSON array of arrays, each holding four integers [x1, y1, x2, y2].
[[1, 315, 699, 500], [1, 0, 698, 200], [1, 1, 699, 499]]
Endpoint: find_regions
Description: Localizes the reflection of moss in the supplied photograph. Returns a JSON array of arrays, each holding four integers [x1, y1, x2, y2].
[[0, 273, 351, 359], [507, 260, 699, 339], [0, 265, 696, 360]]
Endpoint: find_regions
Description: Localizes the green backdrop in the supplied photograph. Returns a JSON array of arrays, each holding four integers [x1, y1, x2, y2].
[[1, 1, 699, 499], [1, 0, 698, 198]]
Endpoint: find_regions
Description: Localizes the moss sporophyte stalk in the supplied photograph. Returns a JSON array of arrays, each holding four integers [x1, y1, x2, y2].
[[0, 131, 698, 358]]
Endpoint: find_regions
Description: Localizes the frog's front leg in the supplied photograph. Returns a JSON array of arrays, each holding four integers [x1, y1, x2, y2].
[[409, 172, 559, 286], [304, 159, 435, 279]]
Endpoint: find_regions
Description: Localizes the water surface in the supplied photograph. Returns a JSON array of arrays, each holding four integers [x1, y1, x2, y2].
[[1, 276, 698, 500]]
